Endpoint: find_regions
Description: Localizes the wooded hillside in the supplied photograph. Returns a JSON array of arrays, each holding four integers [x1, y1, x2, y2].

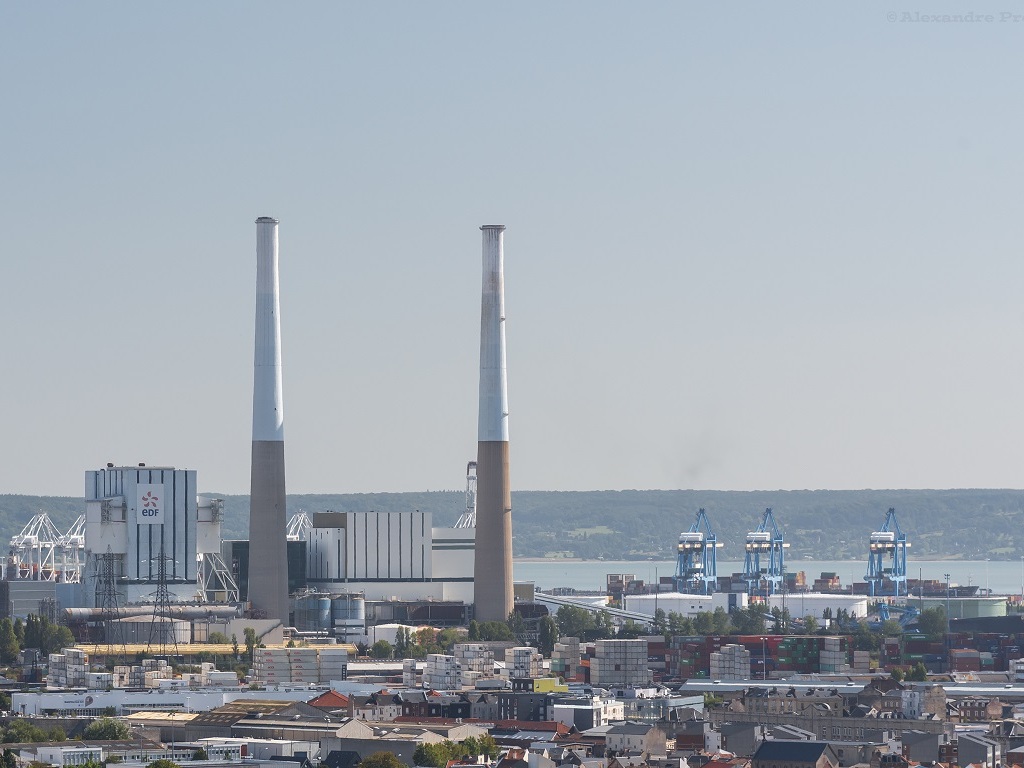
[[2, 488, 1020, 561]]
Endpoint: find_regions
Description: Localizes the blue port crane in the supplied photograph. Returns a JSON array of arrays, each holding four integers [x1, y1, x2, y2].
[[873, 602, 919, 630], [674, 508, 722, 594], [865, 507, 910, 597], [742, 508, 789, 597]]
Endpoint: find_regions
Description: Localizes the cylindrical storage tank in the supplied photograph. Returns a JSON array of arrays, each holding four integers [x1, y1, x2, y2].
[[332, 594, 365, 641], [316, 597, 332, 629], [292, 595, 314, 631], [332, 594, 365, 621], [291, 595, 305, 630]]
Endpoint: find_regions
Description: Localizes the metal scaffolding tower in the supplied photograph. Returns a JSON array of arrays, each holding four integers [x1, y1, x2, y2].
[[197, 552, 240, 603], [865, 507, 910, 598], [286, 510, 312, 540], [454, 461, 478, 529], [742, 508, 789, 598], [674, 508, 722, 594], [197, 498, 239, 602], [58, 515, 85, 584], [8, 513, 62, 581]]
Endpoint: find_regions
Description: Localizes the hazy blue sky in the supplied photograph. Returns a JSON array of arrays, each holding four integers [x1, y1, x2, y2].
[[3, 3, 1023, 497]]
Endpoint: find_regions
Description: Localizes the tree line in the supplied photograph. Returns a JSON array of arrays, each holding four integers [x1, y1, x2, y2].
[[0, 614, 75, 665], [360, 614, 563, 659], [554, 602, 949, 653], [353, 602, 949, 663]]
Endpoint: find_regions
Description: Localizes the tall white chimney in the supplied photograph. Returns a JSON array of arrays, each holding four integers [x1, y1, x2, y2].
[[473, 224, 514, 622], [247, 216, 289, 622]]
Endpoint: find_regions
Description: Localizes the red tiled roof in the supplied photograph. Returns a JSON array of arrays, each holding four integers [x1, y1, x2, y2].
[[308, 690, 350, 708]]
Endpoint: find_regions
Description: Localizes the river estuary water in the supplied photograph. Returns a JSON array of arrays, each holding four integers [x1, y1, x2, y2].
[[513, 558, 1024, 596]]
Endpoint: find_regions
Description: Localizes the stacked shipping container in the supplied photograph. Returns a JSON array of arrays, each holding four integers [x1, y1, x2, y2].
[[506, 646, 543, 679], [253, 647, 349, 684], [710, 644, 751, 680], [591, 639, 650, 687], [551, 636, 581, 681], [423, 653, 461, 690]]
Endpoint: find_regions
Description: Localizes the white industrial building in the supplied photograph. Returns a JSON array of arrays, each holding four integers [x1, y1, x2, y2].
[[82, 465, 235, 606], [622, 591, 867, 621], [765, 592, 868, 619], [622, 591, 747, 617], [551, 696, 625, 729], [304, 511, 473, 603]]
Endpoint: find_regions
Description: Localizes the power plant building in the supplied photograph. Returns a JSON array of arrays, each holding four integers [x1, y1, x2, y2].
[[4, 219, 494, 626], [303, 511, 473, 602], [83, 465, 206, 604]]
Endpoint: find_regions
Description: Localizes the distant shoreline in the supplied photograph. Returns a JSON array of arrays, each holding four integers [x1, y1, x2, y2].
[[513, 555, 1007, 563]]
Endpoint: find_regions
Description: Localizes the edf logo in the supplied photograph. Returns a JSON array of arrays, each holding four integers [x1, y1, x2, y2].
[[136, 484, 164, 524], [141, 491, 160, 516]]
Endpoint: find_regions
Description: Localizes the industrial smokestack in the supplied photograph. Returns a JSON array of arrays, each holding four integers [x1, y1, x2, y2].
[[473, 224, 513, 622], [247, 216, 289, 622]]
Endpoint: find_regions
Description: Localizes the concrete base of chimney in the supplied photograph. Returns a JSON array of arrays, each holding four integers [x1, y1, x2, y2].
[[473, 439, 513, 622], [247, 439, 289, 622]]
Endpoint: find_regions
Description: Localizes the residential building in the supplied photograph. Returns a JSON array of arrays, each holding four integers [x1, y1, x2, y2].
[[751, 741, 839, 768], [900, 684, 946, 720], [955, 697, 1005, 722], [900, 730, 948, 763], [350, 691, 403, 721], [957, 732, 1002, 767], [605, 723, 670, 758]]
